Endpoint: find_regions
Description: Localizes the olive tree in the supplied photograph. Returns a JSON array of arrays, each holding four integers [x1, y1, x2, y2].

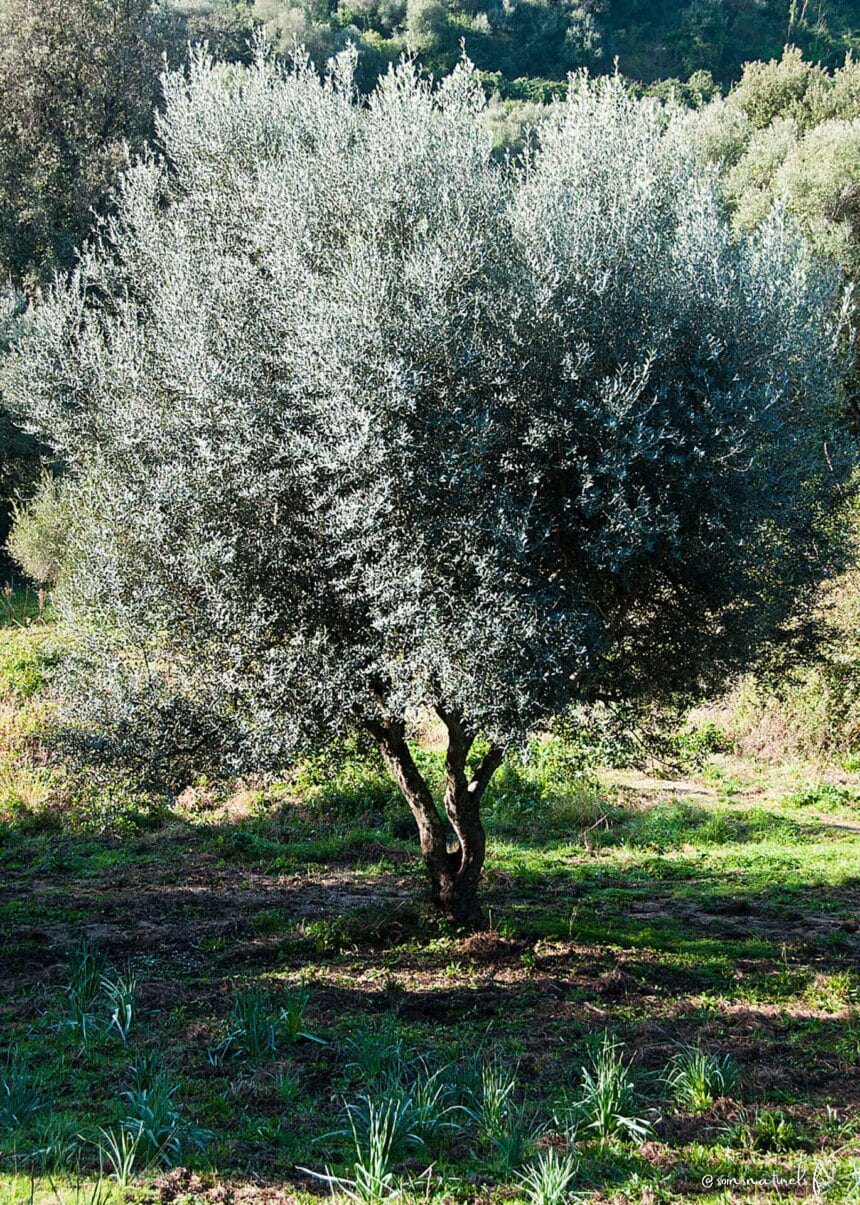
[[4, 51, 851, 923]]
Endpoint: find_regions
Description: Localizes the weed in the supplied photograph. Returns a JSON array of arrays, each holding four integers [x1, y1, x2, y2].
[[750, 1108, 803, 1152], [785, 783, 859, 810], [721, 1106, 803, 1153], [663, 1045, 739, 1112], [35, 1116, 80, 1172], [562, 1033, 650, 1143], [483, 742, 611, 839], [65, 942, 103, 1041], [518, 1149, 579, 1205], [96, 1124, 142, 1188], [672, 721, 728, 764], [275, 1067, 302, 1105], [0, 1054, 42, 1130], [102, 968, 137, 1043]]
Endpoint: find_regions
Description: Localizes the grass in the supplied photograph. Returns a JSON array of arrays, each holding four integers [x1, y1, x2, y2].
[[560, 1032, 651, 1144], [517, 1149, 578, 1205], [663, 1045, 739, 1113], [0, 604, 859, 1200]]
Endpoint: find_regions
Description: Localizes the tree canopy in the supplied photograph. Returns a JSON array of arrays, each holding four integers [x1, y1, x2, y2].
[[3, 52, 851, 920]]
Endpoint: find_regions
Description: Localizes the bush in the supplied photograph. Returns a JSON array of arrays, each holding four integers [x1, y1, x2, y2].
[[8, 474, 73, 587]]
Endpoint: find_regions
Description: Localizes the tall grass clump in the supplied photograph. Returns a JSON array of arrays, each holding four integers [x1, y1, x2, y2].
[[0, 1054, 42, 1131], [518, 1149, 579, 1205], [664, 1045, 739, 1112], [334, 1058, 464, 1161], [305, 1097, 405, 1204], [65, 942, 104, 1041], [464, 1058, 538, 1171], [560, 1032, 650, 1143], [483, 737, 612, 838]]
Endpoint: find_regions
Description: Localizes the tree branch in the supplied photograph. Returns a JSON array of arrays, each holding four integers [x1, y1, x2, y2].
[[467, 743, 505, 801]]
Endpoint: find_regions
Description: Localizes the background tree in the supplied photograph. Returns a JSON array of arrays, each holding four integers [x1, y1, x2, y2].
[[0, 291, 44, 558], [687, 49, 860, 269], [4, 53, 850, 923], [405, 0, 451, 59], [683, 48, 860, 417], [0, 0, 255, 566], [0, 0, 174, 288]]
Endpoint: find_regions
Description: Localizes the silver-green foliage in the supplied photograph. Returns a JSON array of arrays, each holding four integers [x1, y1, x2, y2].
[[3, 49, 850, 773]]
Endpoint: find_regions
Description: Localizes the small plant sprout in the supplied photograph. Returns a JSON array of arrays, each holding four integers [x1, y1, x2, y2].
[[0, 1054, 42, 1131], [302, 1096, 404, 1204], [65, 941, 103, 1041], [275, 1067, 301, 1104], [565, 1032, 651, 1144], [280, 987, 324, 1044], [518, 1149, 579, 1205], [663, 1045, 739, 1112], [229, 985, 322, 1059], [96, 1124, 142, 1188], [206, 1033, 234, 1067], [102, 968, 137, 1042], [230, 988, 280, 1058]]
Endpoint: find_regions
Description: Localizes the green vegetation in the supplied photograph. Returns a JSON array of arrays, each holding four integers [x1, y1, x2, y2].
[[0, 609, 858, 1200], [4, 52, 847, 926], [0, 0, 858, 1196]]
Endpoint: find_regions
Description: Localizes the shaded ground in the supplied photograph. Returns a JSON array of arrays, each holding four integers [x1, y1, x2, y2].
[[0, 756, 859, 1203]]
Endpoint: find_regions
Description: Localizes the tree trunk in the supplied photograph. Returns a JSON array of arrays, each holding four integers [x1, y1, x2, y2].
[[364, 710, 504, 929]]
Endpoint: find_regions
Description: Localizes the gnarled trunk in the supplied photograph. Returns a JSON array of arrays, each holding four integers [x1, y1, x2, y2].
[[364, 709, 504, 928]]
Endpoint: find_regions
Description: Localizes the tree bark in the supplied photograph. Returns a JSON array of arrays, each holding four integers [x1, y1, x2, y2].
[[364, 710, 504, 928]]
